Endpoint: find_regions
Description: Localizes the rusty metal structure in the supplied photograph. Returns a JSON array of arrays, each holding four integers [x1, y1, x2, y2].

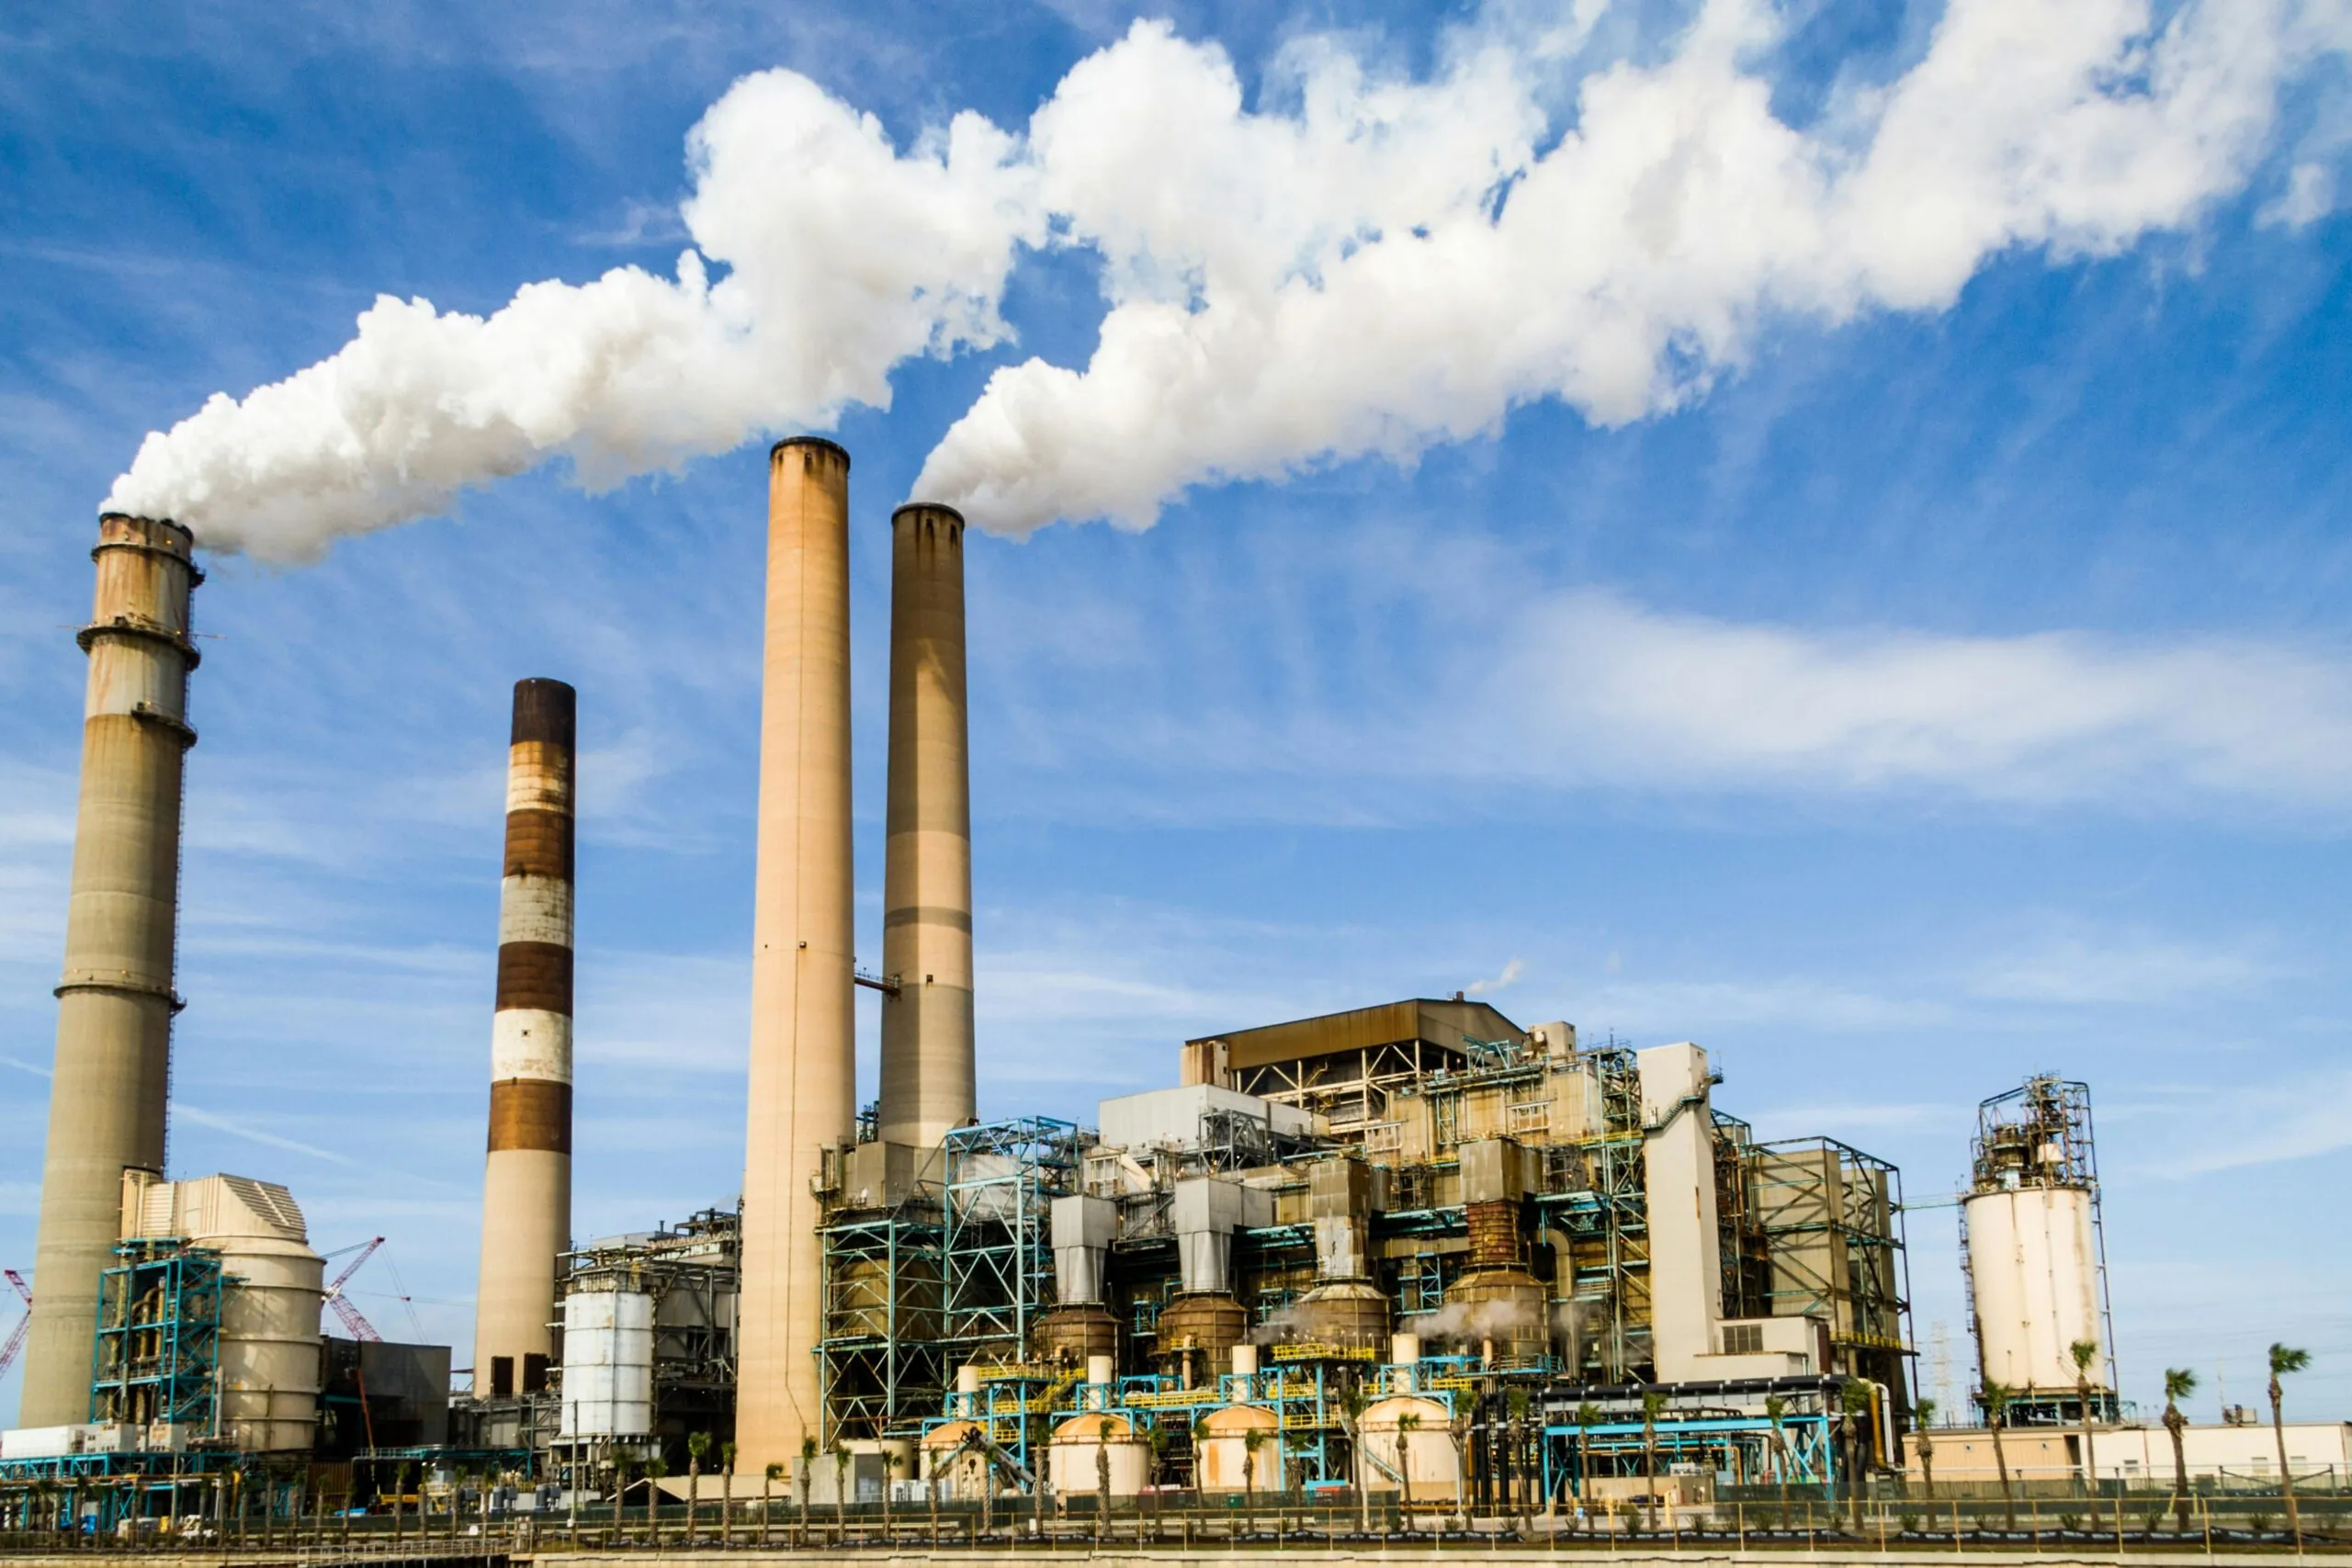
[[21, 514, 201, 1426], [474, 678, 577, 1400]]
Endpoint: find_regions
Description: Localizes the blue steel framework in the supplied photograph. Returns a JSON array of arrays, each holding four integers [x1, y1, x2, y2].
[[1535, 1381, 1849, 1503], [940, 1118, 1083, 1361], [816, 1202, 946, 1442], [89, 1240, 224, 1433]]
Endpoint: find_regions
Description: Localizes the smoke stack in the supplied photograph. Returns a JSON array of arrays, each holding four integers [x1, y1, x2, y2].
[[877, 502, 974, 1147], [474, 678, 576, 1399], [736, 437, 856, 1468], [21, 514, 201, 1425]]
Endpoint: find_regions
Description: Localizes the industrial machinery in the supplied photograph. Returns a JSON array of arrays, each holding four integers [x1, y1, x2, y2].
[[1962, 1075, 2116, 1426]]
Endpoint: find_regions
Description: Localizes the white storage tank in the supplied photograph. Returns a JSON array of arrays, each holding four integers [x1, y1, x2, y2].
[[1965, 1185, 2100, 1394], [1355, 1394, 1461, 1504], [558, 1288, 654, 1438], [121, 1171, 324, 1453], [1194, 1404, 1283, 1494], [1046, 1411, 1150, 1497]]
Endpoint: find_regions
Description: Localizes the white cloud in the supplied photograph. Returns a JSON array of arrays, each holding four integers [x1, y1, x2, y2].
[[1466, 957, 1526, 996], [1972, 932, 2281, 1005], [917, 0, 2350, 530], [100, 0, 2351, 553], [1477, 593, 2352, 807]]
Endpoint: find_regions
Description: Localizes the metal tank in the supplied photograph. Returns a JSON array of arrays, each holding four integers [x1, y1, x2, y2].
[[22, 515, 201, 1426], [122, 1171, 323, 1452], [1963, 1075, 2114, 1418], [1355, 1394, 1462, 1503], [1046, 1412, 1150, 1497], [1194, 1404, 1283, 1493], [1153, 1292, 1247, 1380], [738, 439, 859, 1471], [558, 1288, 654, 1439], [1289, 1280, 1391, 1353]]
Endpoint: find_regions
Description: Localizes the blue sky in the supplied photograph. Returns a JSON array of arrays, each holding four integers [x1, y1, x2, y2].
[[4, 0, 2350, 1428]]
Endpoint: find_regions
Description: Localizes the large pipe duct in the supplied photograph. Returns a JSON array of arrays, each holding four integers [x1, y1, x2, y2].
[[474, 678, 576, 1399], [877, 502, 975, 1147], [22, 514, 201, 1425], [737, 437, 856, 1468]]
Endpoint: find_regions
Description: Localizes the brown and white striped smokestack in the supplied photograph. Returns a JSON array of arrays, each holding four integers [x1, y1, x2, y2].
[[20, 514, 200, 1426], [736, 438, 856, 1469], [877, 503, 975, 1148], [474, 677, 575, 1400]]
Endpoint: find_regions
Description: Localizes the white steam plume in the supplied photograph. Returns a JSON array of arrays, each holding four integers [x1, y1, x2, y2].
[[917, 0, 2350, 531], [107, 73, 1038, 559], [108, 0, 2348, 554]]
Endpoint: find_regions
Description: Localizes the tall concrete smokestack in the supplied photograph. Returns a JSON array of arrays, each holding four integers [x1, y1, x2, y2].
[[21, 514, 201, 1425], [737, 438, 855, 1467], [877, 503, 975, 1148], [474, 678, 576, 1400]]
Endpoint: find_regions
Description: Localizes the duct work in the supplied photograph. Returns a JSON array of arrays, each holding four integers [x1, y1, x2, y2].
[[878, 502, 976, 1150], [475, 678, 578, 1399], [1290, 1157, 1390, 1355], [1157, 1176, 1270, 1380], [22, 514, 201, 1427], [1035, 1196, 1117, 1364], [736, 437, 858, 1470]]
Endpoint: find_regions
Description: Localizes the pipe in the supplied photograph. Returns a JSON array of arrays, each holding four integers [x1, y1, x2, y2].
[[877, 502, 974, 1147], [474, 678, 575, 1398], [736, 437, 856, 1470], [22, 514, 201, 1425]]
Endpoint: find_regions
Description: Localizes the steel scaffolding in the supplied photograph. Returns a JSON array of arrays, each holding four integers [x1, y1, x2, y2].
[[941, 1118, 1084, 1364], [90, 1239, 223, 1433]]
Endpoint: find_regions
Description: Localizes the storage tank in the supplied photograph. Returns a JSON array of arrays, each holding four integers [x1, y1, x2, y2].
[[1965, 1186, 2100, 1393], [1034, 1304, 1118, 1365], [1355, 1394, 1461, 1503], [120, 1171, 323, 1452], [1046, 1411, 1150, 1496], [1154, 1292, 1247, 1380], [558, 1289, 654, 1438], [1963, 1075, 2113, 1416], [1288, 1279, 1390, 1354], [1430, 1269, 1549, 1368], [1194, 1404, 1283, 1494], [920, 1419, 993, 1501], [832, 1255, 942, 1340]]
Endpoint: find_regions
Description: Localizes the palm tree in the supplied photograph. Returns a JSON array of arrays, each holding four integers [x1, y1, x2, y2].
[[797, 1436, 816, 1544], [762, 1461, 785, 1546], [1095, 1419, 1114, 1540], [686, 1431, 710, 1541], [831, 1440, 850, 1538], [2068, 1339, 2101, 1508], [1243, 1424, 1265, 1533], [881, 1449, 901, 1540], [2267, 1343, 2311, 1537], [1764, 1393, 1791, 1528], [2162, 1370, 2197, 1534], [391, 1463, 410, 1546], [1575, 1403, 1601, 1531], [1639, 1391, 1666, 1534], [1981, 1382, 2018, 1533], [1396, 1411, 1421, 1525], [1839, 1382, 1874, 1534], [1913, 1397, 1938, 1500], [642, 1456, 667, 1542], [719, 1440, 738, 1544]]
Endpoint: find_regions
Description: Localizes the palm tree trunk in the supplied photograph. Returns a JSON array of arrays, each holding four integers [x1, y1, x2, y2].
[[2270, 1383, 2300, 1537], [2167, 1414, 2190, 1534], [1991, 1427, 2015, 1534]]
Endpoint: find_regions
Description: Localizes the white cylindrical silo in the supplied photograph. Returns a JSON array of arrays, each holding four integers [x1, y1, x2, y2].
[[1965, 1185, 2102, 1395], [558, 1289, 654, 1438]]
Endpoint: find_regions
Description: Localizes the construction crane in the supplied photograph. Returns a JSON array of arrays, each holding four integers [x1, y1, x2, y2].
[[322, 1237, 385, 1343], [0, 1269, 30, 1384]]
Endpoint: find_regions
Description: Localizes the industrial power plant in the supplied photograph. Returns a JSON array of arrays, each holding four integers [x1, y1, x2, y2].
[[0, 442, 2335, 1546]]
